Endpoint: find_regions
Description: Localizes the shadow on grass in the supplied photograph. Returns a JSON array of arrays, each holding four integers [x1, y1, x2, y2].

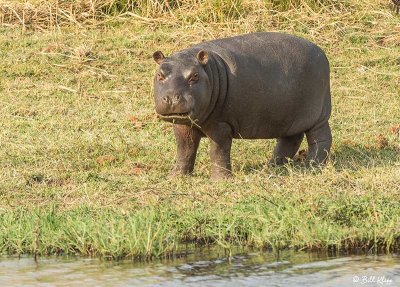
[[332, 144, 399, 171], [236, 144, 399, 175]]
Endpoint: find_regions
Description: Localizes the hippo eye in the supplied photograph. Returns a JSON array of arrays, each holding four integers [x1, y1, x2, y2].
[[188, 72, 199, 84], [157, 73, 165, 81]]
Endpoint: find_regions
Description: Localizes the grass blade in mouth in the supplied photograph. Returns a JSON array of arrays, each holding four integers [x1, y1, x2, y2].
[[157, 113, 190, 119]]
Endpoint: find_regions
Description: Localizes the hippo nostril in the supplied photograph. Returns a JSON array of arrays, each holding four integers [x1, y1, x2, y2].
[[161, 94, 181, 105], [162, 96, 170, 104]]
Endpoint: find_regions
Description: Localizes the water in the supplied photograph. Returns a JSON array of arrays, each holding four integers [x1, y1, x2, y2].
[[1, 250, 399, 287]]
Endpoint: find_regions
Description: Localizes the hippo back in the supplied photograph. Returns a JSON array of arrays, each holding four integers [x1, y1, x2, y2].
[[186, 32, 331, 139]]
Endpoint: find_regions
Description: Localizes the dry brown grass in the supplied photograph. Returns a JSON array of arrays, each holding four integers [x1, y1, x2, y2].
[[0, 0, 370, 29]]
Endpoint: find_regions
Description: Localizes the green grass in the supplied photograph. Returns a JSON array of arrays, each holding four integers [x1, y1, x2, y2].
[[0, 0, 399, 259], [1, 193, 399, 259]]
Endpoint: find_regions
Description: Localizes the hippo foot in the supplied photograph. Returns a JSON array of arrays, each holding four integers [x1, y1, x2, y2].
[[211, 169, 233, 180], [169, 167, 193, 177], [304, 159, 327, 169]]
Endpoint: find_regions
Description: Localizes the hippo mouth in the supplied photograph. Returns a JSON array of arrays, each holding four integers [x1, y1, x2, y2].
[[157, 112, 190, 120]]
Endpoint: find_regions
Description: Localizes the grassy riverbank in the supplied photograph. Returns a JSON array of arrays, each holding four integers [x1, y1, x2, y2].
[[0, 0, 399, 259]]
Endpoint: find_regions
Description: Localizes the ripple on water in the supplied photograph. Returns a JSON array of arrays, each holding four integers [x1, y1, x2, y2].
[[0, 252, 399, 287]]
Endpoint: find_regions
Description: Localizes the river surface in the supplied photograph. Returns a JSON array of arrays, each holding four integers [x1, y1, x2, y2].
[[0, 250, 399, 287]]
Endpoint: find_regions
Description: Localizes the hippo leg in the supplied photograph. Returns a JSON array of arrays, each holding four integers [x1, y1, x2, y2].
[[270, 133, 304, 166], [172, 124, 202, 175], [207, 123, 233, 179], [305, 121, 332, 166]]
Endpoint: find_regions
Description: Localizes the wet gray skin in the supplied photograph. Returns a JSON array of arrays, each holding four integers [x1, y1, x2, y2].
[[153, 32, 332, 179]]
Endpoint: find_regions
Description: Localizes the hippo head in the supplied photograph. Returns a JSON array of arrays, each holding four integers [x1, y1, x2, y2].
[[153, 50, 211, 125]]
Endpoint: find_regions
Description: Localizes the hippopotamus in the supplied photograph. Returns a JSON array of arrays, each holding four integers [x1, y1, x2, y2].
[[153, 32, 332, 179]]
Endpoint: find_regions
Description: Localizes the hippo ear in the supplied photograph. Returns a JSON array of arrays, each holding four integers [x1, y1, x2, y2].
[[153, 51, 165, 65], [196, 50, 209, 65]]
